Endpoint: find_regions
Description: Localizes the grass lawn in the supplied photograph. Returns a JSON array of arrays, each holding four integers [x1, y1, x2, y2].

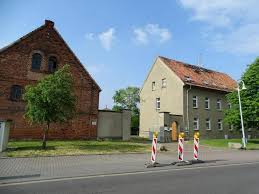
[[198, 139, 259, 150], [4, 138, 151, 157]]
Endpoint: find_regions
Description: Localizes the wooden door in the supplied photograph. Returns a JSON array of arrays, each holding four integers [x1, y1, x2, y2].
[[171, 122, 178, 141]]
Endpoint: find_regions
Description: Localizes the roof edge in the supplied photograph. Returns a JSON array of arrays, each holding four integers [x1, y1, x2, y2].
[[0, 20, 101, 91]]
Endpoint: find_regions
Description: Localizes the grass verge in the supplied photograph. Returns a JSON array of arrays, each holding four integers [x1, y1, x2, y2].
[[198, 139, 259, 150], [4, 139, 151, 157]]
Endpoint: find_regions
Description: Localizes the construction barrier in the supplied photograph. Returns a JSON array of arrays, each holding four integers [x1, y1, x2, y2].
[[193, 131, 200, 160], [178, 132, 185, 162], [151, 132, 158, 164], [147, 131, 204, 168]]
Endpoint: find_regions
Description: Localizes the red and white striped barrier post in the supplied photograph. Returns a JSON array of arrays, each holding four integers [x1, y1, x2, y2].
[[193, 132, 200, 160], [178, 132, 185, 162], [151, 132, 158, 164]]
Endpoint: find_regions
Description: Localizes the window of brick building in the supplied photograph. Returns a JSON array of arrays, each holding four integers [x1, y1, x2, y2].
[[10, 85, 23, 101], [31, 53, 42, 70], [48, 56, 57, 73]]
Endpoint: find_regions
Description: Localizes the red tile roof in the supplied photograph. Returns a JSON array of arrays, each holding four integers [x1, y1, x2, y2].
[[159, 56, 237, 92]]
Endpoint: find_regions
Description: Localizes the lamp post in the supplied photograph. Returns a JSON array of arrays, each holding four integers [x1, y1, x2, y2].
[[237, 80, 246, 149]]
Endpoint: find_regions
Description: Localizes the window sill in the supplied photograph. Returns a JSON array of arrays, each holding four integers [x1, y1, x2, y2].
[[193, 107, 198, 109], [206, 129, 211, 131], [9, 99, 23, 102], [30, 69, 42, 73]]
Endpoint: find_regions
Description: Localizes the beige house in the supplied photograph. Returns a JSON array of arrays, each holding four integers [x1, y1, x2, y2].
[[139, 56, 255, 140]]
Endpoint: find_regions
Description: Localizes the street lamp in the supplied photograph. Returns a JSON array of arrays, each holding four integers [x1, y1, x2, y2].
[[237, 80, 246, 149]]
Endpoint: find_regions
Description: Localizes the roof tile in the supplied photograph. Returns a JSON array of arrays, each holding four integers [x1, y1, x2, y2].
[[159, 56, 237, 92]]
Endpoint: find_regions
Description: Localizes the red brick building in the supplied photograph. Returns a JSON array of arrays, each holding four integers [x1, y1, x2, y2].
[[0, 20, 101, 139]]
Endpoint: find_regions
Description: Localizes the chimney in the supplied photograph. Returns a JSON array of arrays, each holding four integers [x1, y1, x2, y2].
[[45, 20, 54, 28]]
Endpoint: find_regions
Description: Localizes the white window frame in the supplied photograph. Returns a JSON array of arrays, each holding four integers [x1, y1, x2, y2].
[[205, 97, 210, 110], [228, 103, 231, 109], [206, 118, 211, 130], [162, 78, 166, 88], [156, 98, 160, 110], [217, 99, 222, 110], [229, 124, 234, 131], [193, 96, 198, 108], [152, 81, 156, 91], [218, 119, 223, 130], [193, 117, 199, 130]]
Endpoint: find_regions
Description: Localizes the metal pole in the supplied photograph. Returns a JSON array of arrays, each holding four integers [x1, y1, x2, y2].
[[237, 86, 246, 148]]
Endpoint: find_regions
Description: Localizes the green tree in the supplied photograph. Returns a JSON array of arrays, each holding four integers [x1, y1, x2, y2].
[[112, 87, 140, 134], [225, 58, 259, 129], [24, 65, 76, 149]]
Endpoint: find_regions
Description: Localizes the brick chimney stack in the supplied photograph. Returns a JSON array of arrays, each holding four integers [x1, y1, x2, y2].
[[45, 20, 54, 28]]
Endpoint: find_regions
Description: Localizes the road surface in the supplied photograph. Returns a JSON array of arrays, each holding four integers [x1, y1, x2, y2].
[[1, 161, 258, 194]]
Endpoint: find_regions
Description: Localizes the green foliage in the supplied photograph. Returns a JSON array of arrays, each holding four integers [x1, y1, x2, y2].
[[112, 87, 140, 114], [112, 87, 140, 131], [225, 58, 259, 129], [24, 65, 76, 148]]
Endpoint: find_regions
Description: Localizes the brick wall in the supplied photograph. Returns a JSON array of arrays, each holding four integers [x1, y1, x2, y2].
[[0, 20, 100, 139]]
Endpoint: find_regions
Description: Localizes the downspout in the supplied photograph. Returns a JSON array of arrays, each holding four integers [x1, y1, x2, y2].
[[186, 85, 192, 139]]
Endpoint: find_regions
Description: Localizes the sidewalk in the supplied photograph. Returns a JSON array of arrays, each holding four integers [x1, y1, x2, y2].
[[1, 144, 259, 184]]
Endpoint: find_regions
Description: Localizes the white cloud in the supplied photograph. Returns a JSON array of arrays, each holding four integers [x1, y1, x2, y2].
[[133, 28, 148, 44], [98, 28, 115, 51], [211, 24, 259, 55], [85, 33, 95, 40], [85, 28, 116, 51], [179, 0, 259, 27], [87, 64, 104, 75], [179, 0, 259, 55], [133, 24, 172, 44]]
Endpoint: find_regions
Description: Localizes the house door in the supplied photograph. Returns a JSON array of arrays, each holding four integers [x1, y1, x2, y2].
[[171, 122, 178, 141]]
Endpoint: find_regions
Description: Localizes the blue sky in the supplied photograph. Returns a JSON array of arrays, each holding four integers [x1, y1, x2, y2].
[[1, 0, 258, 108]]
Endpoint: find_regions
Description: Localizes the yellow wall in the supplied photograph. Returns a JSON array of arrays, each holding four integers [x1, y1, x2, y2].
[[139, 57, 184, 137]]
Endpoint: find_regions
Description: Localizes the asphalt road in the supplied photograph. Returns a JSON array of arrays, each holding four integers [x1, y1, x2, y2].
[[1, 162, 259, 194]]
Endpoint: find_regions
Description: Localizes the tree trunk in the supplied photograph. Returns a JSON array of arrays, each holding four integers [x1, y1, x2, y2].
[[42, 123, 50, 149]]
